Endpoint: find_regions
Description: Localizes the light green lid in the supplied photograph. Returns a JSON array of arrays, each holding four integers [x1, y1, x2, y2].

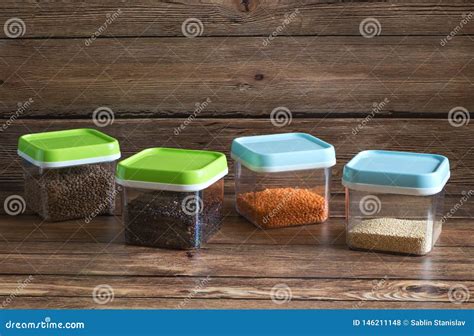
[[116, 148, 228, 192], [18, 128, 120, 168]]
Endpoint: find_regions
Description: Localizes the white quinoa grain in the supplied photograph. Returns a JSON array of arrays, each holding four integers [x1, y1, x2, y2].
[[347, 217, 439, 255]]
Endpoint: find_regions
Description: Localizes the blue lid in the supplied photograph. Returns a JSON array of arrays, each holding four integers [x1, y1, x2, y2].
[[231, 133, 336, 172], [342, 150, 450, 196]]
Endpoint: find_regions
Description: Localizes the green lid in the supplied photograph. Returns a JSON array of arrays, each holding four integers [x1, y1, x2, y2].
[[18, 128, 121, 168], [116, 148, 228, 192]]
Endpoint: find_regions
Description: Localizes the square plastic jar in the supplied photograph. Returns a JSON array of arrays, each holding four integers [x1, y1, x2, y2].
[[342, 150, 450, 255], [231, 133, 336, 229], [116, 148, 228, 250], [17, 128, 121, 222]]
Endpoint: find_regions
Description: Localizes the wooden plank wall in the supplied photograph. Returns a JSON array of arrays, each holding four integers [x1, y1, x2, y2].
[[0, 0, 473, 215]]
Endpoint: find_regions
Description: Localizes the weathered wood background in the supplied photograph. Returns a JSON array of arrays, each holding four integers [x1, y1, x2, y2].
[[0, 0, 472, 309]]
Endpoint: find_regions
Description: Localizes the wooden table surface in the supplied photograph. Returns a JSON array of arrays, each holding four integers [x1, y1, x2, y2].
[[0, 197, 472, 309]]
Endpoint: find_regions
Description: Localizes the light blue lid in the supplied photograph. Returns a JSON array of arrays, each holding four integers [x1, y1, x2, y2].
[[231, 133, 336, 172], [342, 150, 450, 196]]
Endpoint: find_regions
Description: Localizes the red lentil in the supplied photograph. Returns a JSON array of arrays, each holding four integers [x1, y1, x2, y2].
[[236, 187, 328, 229]]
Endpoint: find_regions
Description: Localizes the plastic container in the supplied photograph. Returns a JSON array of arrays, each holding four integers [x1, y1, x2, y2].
[[18, 128, 121, 222], [342, 150, 450, 255], [116, 148, 228, 250], [231, 133, 336, 229]]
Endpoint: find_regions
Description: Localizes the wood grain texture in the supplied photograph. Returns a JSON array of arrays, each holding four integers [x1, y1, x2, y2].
[[0, 1, 472, 38], [0, 275, 472, 303], [0, 0, 472, 310], [0, 36, 472, 117], [1, 119, 473, 213], [4, 297, 472, 309], [0, 211, 472, 309], [0, 242, 472, 280]]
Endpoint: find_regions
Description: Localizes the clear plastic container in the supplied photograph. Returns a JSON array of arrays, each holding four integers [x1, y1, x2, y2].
[[122, 180, 224, 249], [116, 148, 228, 250], [343, 150, 450, 255], [18, 129, 121, 222], [231, 133, 335, 229], [22, 160, 117, 222]]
